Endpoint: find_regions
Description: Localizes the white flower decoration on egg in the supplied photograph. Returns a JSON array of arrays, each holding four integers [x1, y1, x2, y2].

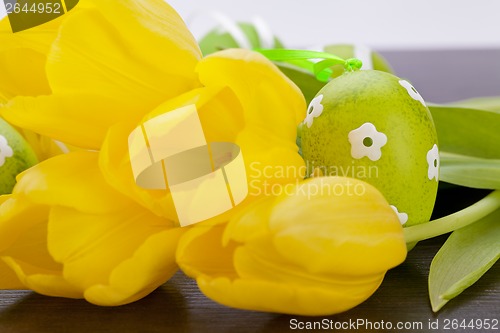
[[304, 94, 324, 128], [390, 205, 409, 225], [427, 144, 440, 181], [0, 135, 14, 167], [399, 80, 426, 107], [348, 123, 387, 161]]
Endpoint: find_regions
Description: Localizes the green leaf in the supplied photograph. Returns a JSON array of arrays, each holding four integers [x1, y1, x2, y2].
[[429, 209, 500, 312], [199, 22, 285, 56], [447, 96, 500, 113], [440, 152, 500, 189], [429, 104, 500, 159]]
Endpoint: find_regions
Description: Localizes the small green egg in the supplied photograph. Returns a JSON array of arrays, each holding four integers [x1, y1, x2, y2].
[[300, 70, 439, 227], [0, 118, 38, 194]]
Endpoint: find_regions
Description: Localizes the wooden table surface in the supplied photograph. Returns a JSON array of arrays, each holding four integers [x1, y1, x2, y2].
[[1, 49, 499, 333]]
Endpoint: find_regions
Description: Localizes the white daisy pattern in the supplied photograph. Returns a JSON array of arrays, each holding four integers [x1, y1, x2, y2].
[[390, 205, 409, 225], [304, 94, 324, 128], [427, 144, 439, 181], [399, 80, 426, 107], [348, 122, 387, 161], [0, 135, 14, 167]]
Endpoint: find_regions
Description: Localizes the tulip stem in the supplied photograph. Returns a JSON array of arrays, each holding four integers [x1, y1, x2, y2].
[[403, 190, 500, 244]]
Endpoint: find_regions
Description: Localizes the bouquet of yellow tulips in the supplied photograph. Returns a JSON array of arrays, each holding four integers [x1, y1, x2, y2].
[[0, 0, 498, 316]]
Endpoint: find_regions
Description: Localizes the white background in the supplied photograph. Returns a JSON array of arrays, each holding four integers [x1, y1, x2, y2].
[[168, 0, 500, 50], [1, 0, 499, 50]]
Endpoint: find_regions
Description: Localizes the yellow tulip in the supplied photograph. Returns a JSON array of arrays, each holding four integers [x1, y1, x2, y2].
[[1, 0, 201, 150], [0, 12, 70, 159], [0, 152, 183, 305], [100, 48, 306, 220], [177, 177, 407, 316], [0, 0, 305, 305]]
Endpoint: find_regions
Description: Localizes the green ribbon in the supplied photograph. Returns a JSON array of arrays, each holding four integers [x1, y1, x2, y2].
[[255, 49, 363, 82]]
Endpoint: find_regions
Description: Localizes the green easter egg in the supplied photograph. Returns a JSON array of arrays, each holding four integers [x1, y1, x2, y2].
[[283, 44, 394, 105], [0, 118, 38, 194], [300, 70, 439, 227]]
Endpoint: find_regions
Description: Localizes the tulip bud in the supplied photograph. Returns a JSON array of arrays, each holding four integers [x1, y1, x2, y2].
[[178, 176, 407, 315]]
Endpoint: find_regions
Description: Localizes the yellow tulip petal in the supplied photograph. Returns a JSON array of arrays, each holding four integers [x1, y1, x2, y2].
[[268, 178, 407, 276], [14, 151, 130, 213], [1, 220, 82, 298], [0, 48, 50, 103], [197, 275, 382, 316], [2, 0, 201, 146], [0, 13, 63, 53], [0, 13, 66, 102], [44, 0, 201, 131], [18, 130, 70, 161], [0, 193, 76, 294], [197, 49, 305, 138], [2, 258, 81, 299], [3, 221, 61, 272], [84, 227, 184, 306], [197, 87, 245, 143], [0, 195, 49, 252], [177, 222, 238, 279], [197, 49, 306, 189], [223, 197, 275, 246], [83, 0, 201, 77], [47, 6, 194, 100], [48, 204, 174, 292], [0, 258, 24, 289], [237, 130, 306, 192], [232, 243, 385, 299], [143, 86, 245, 143], [99, 119, 179, 219], [99, 88, 215, 207], [99, 86, 245, 220], [1, 94, 143, 149]]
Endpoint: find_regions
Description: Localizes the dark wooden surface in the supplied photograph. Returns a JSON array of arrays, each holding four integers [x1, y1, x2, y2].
[[1, 49, 499, 333]]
